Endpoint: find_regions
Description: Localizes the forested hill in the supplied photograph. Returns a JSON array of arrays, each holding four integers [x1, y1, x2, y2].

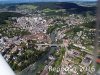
[[0, 2, 96, 14]]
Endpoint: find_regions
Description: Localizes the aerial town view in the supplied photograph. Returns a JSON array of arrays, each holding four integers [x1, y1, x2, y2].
[[0, 0, 98, 75]]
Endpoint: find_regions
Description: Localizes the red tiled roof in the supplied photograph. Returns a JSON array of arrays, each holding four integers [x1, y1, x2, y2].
[[96, 59, 100, 63], [23, 32, 51, 43]]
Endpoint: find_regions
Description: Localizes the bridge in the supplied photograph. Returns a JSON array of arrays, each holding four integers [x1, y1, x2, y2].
[[35, 44, 63, 47]]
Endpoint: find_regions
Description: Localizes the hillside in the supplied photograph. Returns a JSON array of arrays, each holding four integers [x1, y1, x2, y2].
[[0, 2, 96, 14]]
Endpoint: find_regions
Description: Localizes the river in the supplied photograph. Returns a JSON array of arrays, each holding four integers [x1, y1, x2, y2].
[[17, 31, 57, 75]]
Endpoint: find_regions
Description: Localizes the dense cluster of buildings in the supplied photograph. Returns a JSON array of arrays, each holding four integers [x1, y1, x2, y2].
[[13, 16, 48, 34], [0, 7, 96, 75]]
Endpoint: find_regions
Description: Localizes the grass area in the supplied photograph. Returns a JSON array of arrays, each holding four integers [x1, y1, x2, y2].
[[68, 44, 80, 50], [18, 5, 38, 10], [96, 63, 100, 72], [36, 63, 45, 75], [72, 57, 82, 64], [43, 8, 57, 13], [42, 8, 67, 16], [85, 46, 93, 54], [43, 8, 65, 13], [54, 48, 65, 66], [49, 48, 65, 75], [80, 51, 87, 58]]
